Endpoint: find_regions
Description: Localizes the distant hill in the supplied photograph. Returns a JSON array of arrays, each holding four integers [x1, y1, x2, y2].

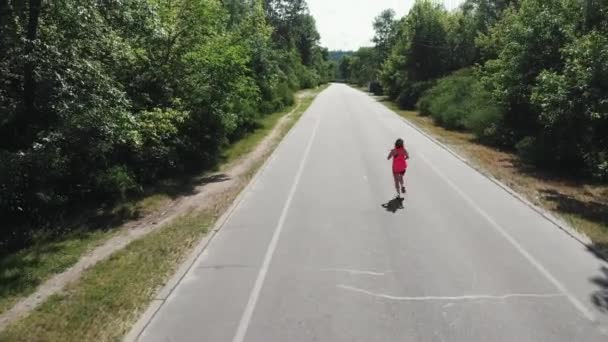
[[328, 50, 353, 62]]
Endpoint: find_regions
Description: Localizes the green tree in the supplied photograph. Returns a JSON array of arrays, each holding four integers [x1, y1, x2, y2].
[[477, 0, 577, 144], [372, 9, 398, 62], [347, 47, 380, 86], [530, 31, 608, 178], [380, 0, 449, 105], [0, 0, 330, 247]]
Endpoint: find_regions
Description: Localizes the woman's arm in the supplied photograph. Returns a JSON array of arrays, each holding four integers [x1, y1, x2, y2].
[[404, 147, 410, 160], [387, 149, 394, 160]]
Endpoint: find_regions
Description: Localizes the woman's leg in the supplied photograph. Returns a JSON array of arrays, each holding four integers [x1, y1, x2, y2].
[[393, 173, 400, 195], [399, 171, 406, 192]]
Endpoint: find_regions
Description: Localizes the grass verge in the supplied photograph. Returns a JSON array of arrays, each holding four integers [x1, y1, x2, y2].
[[0, 230, 113, 315], [0, 212, 214, 342], [378, 97, 608, 256], [0, 85, 327, 341]]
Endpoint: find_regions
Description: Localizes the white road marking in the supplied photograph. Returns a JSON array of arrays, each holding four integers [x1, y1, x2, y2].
[[416, 153, 597, 322], [338, 285, 564, 302], [320, 268, 388, 276], [232, 115, 322, 342]]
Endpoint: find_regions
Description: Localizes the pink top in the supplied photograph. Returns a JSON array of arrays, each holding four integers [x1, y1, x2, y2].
[[392, 147, 408, 173]]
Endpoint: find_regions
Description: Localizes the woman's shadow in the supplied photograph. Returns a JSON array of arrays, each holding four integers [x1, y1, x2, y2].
[[382, 197, 405, 213]]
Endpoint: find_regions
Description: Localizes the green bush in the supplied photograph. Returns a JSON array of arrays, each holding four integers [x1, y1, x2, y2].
[[420, 70, 472, 129], [396, 81, 436, 110], [298, 68, 321, 89], [515, 136, 548, 166], [94, 166, 141, 199], [416, 69, 504, 141], [530, 31, 608, 180], [369, 81, 383, 95], [277, 81, 295, 107]]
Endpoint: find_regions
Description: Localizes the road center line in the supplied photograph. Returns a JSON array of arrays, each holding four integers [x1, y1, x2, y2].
[[416, 153, 596, 322], [233, 114, 322, 342], [338, 285, 564, 302]]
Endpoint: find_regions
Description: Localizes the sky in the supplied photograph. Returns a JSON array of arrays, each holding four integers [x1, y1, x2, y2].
[[306, 0, 465, 51]]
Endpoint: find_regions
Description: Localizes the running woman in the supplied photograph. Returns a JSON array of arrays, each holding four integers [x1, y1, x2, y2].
[[387, 138, 409, 198]]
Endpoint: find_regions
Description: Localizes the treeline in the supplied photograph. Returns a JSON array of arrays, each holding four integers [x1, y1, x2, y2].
[[339, 0, 608, 181], [0, 0, 332, 243]]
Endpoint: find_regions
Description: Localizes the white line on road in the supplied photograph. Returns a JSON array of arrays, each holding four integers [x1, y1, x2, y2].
[[233, 115, 322, 342], [320, 268, 388, 276], [416, 153, 597, 322], [338, 285, 564, 302]]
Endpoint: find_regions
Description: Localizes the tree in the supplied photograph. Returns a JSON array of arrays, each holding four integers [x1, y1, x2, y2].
[[372, 9, 397, 61], [348, 47, 379, 86], [478, 0, 577, 143], [0, 0, 331, 246], [338, 55, 352, 81], [380, 0, 449, 104]]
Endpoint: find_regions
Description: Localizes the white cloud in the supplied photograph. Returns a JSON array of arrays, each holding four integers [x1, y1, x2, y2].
[[306, 0, 464, 51]]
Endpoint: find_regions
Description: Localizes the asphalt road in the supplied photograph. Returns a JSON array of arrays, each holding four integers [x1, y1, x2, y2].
[[135, 84, 608, 341]]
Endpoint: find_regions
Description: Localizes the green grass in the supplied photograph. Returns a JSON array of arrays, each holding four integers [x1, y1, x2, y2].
[[0, 230, 113, 315], [0, 192, 173, 317], [0, 213, 214, 342], [0, 85, 328, 340]]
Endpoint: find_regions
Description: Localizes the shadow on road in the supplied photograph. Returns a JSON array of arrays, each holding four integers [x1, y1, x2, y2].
[[382, 197, 405, 214]]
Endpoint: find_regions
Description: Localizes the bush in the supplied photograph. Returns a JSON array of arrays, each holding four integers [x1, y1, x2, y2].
[[396, 80, 436, 110], [94, 166, 141, 199], [515, 136, 547, 166], [420, 69, 473, 129], [530, 31, 608, 180], [463, 85, 505, 145], [416, 69, 505, 143], [277, 81, 295, 107], [369, 81, 383, 95], [416, 92, 433, 116], [298, 68, 320, 89]]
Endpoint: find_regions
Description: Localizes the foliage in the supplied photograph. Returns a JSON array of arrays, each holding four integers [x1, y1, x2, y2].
[[0, 0, 331, 249], [344, 0, 607, 180], [328, 50, 353, 62], [372, 9, 398, 62], [478, 0, 607, 177], [379, 0, 451, 100], [530, 31, 608, 179], [417, 69, 504, 143]]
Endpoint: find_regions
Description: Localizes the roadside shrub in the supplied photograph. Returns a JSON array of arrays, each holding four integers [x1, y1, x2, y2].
[[369, 81, 383, 95], [94, 165, 141, 199], [515, 136, 547, 166], [417, 69, 505, 143], [421, 70, 472, 129], [298, 68, 320, 89], [277, 81, 295, 107], [396, 80, 436, 110]]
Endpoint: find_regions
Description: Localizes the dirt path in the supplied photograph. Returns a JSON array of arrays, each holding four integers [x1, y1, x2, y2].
[[0, 92, 313, 331]]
